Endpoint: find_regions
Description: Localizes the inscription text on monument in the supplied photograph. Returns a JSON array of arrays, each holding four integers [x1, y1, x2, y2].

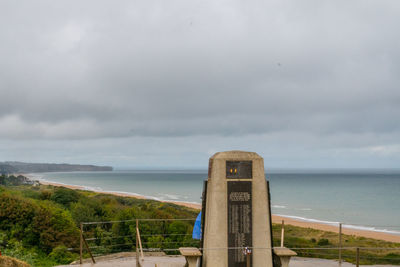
[[228, 181, 252, 267]]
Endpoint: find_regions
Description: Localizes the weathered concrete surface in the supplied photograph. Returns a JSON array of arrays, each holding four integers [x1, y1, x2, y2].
[[57, 256, 399, 267], [203, 151, 273, 267], [59, 255, 185, 267]]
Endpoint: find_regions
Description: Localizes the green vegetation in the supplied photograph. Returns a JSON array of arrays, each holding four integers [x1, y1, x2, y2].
[[0, 175, 197, 266], [271, 223, 400, 265], [1, 174, 400, 266], [0, 175, 35, 186]]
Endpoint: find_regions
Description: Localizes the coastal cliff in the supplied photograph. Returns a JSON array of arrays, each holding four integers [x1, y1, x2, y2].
[[0, 161, 113, 173]]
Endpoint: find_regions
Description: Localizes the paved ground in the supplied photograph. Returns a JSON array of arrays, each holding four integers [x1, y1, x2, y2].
[[57, 255, 399, 267], [290, 257, 398, 267], [59, 255, 185, 267]]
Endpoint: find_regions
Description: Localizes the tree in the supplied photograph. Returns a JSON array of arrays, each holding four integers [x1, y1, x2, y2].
[[50, 187, 80, 207]]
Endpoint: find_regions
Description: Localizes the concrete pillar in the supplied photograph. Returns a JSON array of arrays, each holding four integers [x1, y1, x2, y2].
[[202, 151, 273, 267]]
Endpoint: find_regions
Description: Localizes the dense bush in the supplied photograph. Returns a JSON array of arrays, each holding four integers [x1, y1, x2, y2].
[[2, 183, 400, 266], [317, 238, 330, 246], [48, 246, 76, 264], [31, 202, 79, 252], [0, 191, 79, 263], [0, 184, 197, 266], [50, 187, 80, 207], [0, 193, 36, 233]]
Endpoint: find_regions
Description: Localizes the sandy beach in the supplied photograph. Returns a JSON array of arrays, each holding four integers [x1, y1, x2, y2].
[[272, 215, 400, 243], [37, 179, 400, 243], [37, 180, 203, 210]]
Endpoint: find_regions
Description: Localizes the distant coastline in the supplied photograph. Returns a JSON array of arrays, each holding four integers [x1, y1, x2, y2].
[[25, 173, 400, 243], [1, 161, 112, 173]]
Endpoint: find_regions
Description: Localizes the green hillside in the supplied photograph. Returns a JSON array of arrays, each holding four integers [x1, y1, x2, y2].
[[1, 175, 399, 266]]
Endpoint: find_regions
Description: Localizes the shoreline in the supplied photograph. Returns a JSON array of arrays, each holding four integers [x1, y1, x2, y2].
[[37, 179, 202, 210], [272, 215, 400, 243], [31, 176, 400, 243]]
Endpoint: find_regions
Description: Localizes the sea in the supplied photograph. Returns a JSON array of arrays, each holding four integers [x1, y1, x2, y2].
[[28, 169, 400, 235]]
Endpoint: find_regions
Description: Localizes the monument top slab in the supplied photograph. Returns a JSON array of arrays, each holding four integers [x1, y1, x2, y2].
[[210, 150, 261, 160]]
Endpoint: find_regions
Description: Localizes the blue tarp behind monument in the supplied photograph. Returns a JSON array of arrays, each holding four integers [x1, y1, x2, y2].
[[192, 211, 202, 239]]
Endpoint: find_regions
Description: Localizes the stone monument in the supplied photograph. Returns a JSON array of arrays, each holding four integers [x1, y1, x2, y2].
[[200, 151, 274, 267]]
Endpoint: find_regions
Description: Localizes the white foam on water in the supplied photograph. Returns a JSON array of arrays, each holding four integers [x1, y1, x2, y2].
[[272, 205, 287, 209], [26, 172, 399, 233], [25, 173, 44, 180], [29, 176, 202, 205], [272, 205, 312, 211], [275, 214, 340, 226], [275, 214, 400, 236], [31, 176, 153, 200], [342, 224, 400, 235], [106, 190, 159, 200], [161, 194, 181, 200]]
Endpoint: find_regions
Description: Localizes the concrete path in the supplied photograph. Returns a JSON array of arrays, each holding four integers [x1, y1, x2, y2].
[[290, 256, 398, 267], [59, 256, 185, 267], [57, 255, 399, 267]]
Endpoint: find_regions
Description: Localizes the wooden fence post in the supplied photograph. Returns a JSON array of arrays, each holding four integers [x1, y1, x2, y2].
[[80, 223, 83, 264], [137, 221, 144, 260], [82, 235, 96, 263], [136, 219, 140, 267], [280, 220, 285, 247], [356, 247, 360, 267], [339, 223, 342, 266]]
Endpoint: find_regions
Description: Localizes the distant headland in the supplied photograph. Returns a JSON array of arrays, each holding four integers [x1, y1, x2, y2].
[[0, 161, 113, 173]]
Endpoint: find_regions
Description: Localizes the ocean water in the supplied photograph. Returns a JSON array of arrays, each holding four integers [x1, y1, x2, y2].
[[29, 170, 400, 234]]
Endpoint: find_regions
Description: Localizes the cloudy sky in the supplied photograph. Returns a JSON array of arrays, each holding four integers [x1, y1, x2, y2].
[[1, 0, 400, 169]]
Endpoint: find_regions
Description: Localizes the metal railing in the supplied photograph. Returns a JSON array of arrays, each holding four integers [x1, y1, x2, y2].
[[78, 218, 199, 264], [74, 218, 400, 266]]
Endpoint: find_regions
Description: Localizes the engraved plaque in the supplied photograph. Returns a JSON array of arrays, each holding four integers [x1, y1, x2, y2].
[[228, 181, 252, 267], [226, 161, 252, 179]]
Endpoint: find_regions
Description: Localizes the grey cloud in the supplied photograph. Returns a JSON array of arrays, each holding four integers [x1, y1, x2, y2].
[[1, 0, 400, 167]]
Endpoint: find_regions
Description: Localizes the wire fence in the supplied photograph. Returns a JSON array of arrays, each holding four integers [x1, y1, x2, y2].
[[73, 218, 400, 266], [78, 218, 199, 262]]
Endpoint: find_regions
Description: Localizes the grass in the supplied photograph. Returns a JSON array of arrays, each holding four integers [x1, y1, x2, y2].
[[272, 223, 400, 265]]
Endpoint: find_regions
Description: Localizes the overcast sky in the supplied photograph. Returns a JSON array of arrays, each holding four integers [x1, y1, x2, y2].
[[1, 0, 400, 169]]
